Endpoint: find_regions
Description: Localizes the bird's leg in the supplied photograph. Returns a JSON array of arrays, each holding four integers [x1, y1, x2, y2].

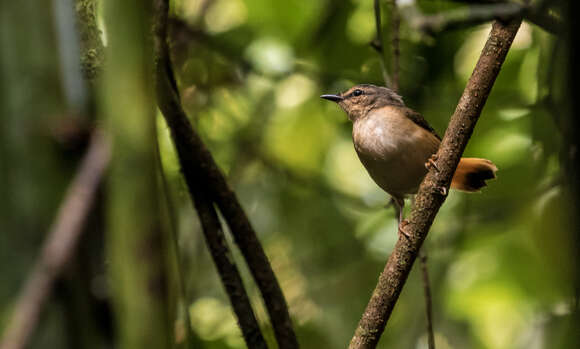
[[425, 154, 439, 172], [392, 196, 411, 239]]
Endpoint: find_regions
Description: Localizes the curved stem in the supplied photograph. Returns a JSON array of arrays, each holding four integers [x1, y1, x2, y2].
[[153, 1, 297, 347]]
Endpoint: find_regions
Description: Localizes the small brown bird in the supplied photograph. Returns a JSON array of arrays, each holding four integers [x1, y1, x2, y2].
[[321, 84, 497, 234]]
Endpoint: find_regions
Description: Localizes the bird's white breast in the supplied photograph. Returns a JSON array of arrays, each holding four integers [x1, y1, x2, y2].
[[352, 106, 440, 196]]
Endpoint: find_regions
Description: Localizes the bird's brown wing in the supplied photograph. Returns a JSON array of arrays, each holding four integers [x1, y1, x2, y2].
[[402, 107, 441, 140]]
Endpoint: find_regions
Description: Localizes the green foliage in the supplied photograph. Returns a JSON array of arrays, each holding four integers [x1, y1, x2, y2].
[[164, 2, 576, 348], [1, 0, 577, 348], [101, 1, 172, 349]]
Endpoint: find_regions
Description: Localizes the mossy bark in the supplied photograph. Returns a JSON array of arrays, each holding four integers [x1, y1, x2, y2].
[[101, 1, 171, 348], [75, 0, 104, 81]]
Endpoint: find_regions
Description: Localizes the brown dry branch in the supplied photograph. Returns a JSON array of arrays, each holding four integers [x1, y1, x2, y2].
[[154, 0, 298, 348], [349, 19, 521, 349], [0, 131, 110, 349]]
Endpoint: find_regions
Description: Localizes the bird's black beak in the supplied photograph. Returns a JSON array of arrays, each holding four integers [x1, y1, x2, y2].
[[320, 94, 343, 102]]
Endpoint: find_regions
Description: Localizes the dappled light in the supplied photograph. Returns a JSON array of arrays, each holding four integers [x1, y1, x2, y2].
[[1, 1, 578, 349]]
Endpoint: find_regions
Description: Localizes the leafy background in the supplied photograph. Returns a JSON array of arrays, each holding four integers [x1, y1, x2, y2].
[[0, 0, 577, 348]]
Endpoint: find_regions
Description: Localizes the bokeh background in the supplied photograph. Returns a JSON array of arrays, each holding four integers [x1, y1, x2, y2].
[[1, 0, 578, 348]]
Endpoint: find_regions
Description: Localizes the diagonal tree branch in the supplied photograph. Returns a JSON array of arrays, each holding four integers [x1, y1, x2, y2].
[[0, 131, 110, 349], [349, 18, 521, 349], [153, 1, 298, 348]]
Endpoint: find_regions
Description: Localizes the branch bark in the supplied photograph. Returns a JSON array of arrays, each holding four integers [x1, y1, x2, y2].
[[349, 19, 521, 349], [154, 1, 298, 348], [0, 131, 109, 349], [74, 0, 104, 82]]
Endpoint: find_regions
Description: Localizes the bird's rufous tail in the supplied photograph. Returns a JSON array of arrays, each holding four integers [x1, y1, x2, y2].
[[451, 158, 497, 192]]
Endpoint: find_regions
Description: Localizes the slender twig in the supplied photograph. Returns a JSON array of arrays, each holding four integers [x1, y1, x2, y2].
[[372, 0, 392, 87], [154, 2, 267, 348], [349, 19, 521, 349], [390, 0, 400, 92], [525, 6, 563, 36], [414, 1, 562, 35], [411, 3, 522, 34], [193, 184, 268, 348], [420, 252, 435, 349], [0, 131, 110, 349], [155, 142, 196, 349], [153, 1, 298, 348]]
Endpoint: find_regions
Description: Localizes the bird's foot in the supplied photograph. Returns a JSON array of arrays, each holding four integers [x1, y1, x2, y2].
[[425, 154, 439, 172], [398, 219, 412, 240], [431, 185, 448, 196]]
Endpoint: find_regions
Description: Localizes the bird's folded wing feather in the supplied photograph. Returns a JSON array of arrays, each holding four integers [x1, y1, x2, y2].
[[402, 107, 441, 140]]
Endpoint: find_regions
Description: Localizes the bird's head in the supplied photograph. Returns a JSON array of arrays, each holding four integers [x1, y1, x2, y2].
[[321, 84, 404, 121]]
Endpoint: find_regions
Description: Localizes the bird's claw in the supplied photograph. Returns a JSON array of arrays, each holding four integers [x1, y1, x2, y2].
[[425, 154, 439, 172], [398, 219, 412, 240], [431, 186, 447, 196]]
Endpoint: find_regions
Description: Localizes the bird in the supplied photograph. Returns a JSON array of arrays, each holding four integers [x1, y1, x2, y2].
[[321, 84, 497, 237]]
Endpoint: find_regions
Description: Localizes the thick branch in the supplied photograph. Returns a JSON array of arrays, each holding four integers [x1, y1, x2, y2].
[[153, 1, 298, 348], [0, 131, 109, 349], [349, 19, 521, 349]]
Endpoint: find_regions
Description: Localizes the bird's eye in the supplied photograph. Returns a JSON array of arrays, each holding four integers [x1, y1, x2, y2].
[[353, 89, 363, 97]]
